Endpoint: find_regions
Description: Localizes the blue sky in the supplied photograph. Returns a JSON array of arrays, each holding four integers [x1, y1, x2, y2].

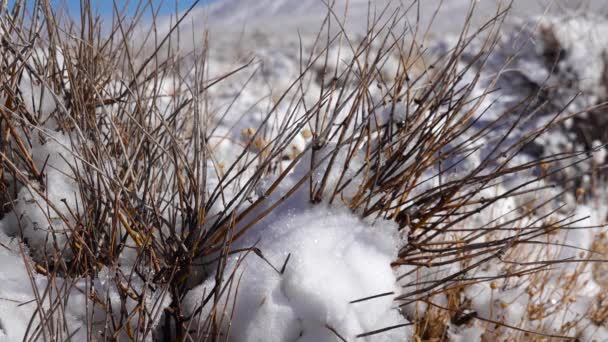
[[7, 0, 213, 18]]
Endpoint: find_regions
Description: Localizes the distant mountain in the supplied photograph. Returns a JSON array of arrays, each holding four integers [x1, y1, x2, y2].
[[191, 0, 607, 35]]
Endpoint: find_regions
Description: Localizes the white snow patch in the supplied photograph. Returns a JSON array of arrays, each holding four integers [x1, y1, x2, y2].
[[186, 207, 410, 342]]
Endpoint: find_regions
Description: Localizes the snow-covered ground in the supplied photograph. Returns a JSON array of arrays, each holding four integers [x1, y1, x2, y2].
[[2, 0, 608, 341]]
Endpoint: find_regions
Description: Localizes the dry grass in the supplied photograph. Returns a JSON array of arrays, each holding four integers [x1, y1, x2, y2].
[[0, 0, 605, 341]]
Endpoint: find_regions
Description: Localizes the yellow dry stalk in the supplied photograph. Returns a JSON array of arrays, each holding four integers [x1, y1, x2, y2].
[[530, 338, 549, 342], [240, 127, 255, 138], [446, 287, 464, 316], [117, 210, 144, 247], [0, 108, 42, 180], [592, 293, 608, 326], [150, 248, 161, 273], [592, 232, 608, 288], [241, 127, 269, 157], [287, 145, 302, 160], [559, 320, 577, 334], [414, 306, 448, 341], [125, 321, 135, 340], [252, 136, 268, 151], [539, 161, 551, 177], [110, 226, 118, 256], [301, 128, 312, 139], [35, 263, 48, 275], [543, 218, 560, 235], [89, 291, 107, 308], [198, 205, 207, 226], [72, 240, 82, 251], [527, 303, 545, 321], [116, 279, 139, 301], [575, 187, 586, 203]]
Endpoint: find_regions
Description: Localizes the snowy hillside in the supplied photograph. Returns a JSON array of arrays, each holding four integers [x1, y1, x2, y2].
[[194, 0, 607, 34]]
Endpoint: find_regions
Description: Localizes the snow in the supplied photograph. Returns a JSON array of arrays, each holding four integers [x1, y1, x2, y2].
[[0, 230, 169, 341], [2, 0, 608, 341], [448, 324, 485, 342], [181, 0, 608, 40], [185, 207, 411, 342], [3, 131, 81, 259]]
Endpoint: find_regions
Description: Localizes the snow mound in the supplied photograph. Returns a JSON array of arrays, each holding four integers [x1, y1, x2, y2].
[[185, 207, 411, 342]]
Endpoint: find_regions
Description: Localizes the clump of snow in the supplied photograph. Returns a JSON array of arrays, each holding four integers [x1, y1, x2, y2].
[[448, 324, 485, 342], [0, 232, 41, 341], [185, 207, 410, 342], [1, 131, 81, 259], [0, 229, 91, 341], [0, 228, 169, 341]]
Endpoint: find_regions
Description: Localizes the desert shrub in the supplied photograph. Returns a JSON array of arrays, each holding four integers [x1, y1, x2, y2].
[[0, 1, 606, 341]]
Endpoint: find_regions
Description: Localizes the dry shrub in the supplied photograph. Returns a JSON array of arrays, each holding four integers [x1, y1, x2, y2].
[[0, 0, 604, 341]]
